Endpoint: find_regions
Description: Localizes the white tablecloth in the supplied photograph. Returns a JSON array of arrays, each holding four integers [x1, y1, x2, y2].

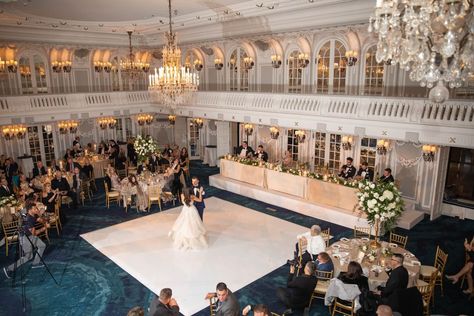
[[203, 147, 217, 167]]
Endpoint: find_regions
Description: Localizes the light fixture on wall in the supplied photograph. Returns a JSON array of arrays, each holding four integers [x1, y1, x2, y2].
[[193, 118, 204, 129], [297, 53, 310, 68], [369, 0, 473, 103], [244, 123, 254, 136], [271, 55, 282, 68], [422, 144, 437, 162], [341, 135, 353, 151], [98, 117, 116, 130], [345, 50, 358, 66], [194, 60, 204, 71], [269, 126, 280, 139], [243, 57, 255, 70], [58, 121, 78, 134], [94, 61, 112, 73], [168, 115, 176, 125], [295, 130, 306, 143], [52, 61, 72, 73], [214, 58, 224, 70], [2, 125, 26, 140], [376, 139, 389, 155], [137, 114, 154, 126]]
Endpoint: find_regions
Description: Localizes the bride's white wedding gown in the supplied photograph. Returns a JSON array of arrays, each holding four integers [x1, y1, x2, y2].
[[169, 201, 208, 250]]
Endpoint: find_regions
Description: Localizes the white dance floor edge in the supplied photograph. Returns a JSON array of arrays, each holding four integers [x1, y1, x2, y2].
[[81, 197, 308, 315]]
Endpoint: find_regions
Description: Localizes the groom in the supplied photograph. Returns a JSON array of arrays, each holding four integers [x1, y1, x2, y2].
[[191, 176, 205, 221]]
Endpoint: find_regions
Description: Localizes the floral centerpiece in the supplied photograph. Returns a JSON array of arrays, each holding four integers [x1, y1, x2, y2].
[[356, 180, 404, 247], [0, 195, 20, 208], [134, 135, 159, 163]]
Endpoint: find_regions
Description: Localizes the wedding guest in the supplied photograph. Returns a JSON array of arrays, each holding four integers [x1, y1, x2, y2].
[[179, 148, 190, 183], [242, 304, 270, 316], [82, 158, 94, 179], [18, 174, 35, 200], [447, 238, 474, 297], [338, 261, 371, 313], [116, 149, 127, 170], [137, 159, 150, 175], [338, 157, 356, 179], [49, 159, 60, 172], [374, 253, 408, 303], [51, 170, 77, 208], [282, 150, 294, 167], [72, 167, 85, 205], [237, 141, 254, 158], [163, 144, 174, 159], [0, 154, 6, 172], [315, 252, 334, 272], [204, 282, 240, 316], [64, 149, 74, 160], [294, 225, 326, 267], [32, 161, 47, 178], [72, 143, 82, 157], [170, 158, 183, 198], [127, 306, 144, 316], [85, 142, 94, 153], [276, 261, 317, 315], [4, 157, 18, 185], [0, 177, 12, 197], [127, 138, 137, 166], [355, 161, 374, 182], [72, 136, 82, 149], [65, 157, 80, 173], [148, 153, 160, 173], [376, 305, 394, 316], [41, 183, 58, 213], [98, 141, 108, 155], [254, 145, 269, 162], [149, 288, 180, 316], [380, 168, 395, 183]]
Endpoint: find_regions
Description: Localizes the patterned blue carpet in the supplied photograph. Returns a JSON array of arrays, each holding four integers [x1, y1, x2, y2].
[[0, 161, 473, 316]]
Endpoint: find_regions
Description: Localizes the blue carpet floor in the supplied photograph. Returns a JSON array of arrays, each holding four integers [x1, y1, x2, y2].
[[0, 161, 473, 316]]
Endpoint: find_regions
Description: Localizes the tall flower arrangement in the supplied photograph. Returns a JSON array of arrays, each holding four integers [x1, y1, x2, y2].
[[134, 135, 159, 163], [356, 180, 404, 232]]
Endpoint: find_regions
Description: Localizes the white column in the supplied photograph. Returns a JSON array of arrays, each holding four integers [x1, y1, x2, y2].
[[216, 121, 232, 158]]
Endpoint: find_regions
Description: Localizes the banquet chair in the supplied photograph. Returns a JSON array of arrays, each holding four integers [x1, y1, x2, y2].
[[117, 165, 127, 179], [48, 203, 62, 235], [209, 296, 218, 316], [2, 219, 20, 256], [296, 237, 308, 276], [61, 195, 72, 208], [310, 269, 334, 308], [127, 166, 137, 176], [420, 245, 448, 302], [389, 232, 408, 248], [34, 221, 50, 243], [148, 185, 162, 212], [104, 181, 120, 209], [80, 181, 92, 205], [331, 297, 356, 316], [417, 269, 438, 315], [322, 227, 331, 247], [353, 226, 371, 239]]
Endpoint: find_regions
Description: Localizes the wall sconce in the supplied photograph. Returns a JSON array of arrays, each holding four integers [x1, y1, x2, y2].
[[269, 126, 280, 139], [52, 61, 72, 73], [194, 60, 204, 71], [297, 53, 310, 68], [94, 61, 112, 73], [0, 58, 18, 73], [2, 125, 26, 140], [376, 139, 389, 155], [271, 55, 282, 68], [244, 123, 254, 136], [193, 118, 204, 129], [137, 114, 154, 126], [341, 135, 353, 151], [168, 115, 176, 125], [58, 121, 78, 134], [345, 50, 358, 66], [98, 117, 116, 130], [422, 144, 436, 162], [214, 58, 223, 70], [295, 130, 306, 143], [243, 57, 255, 70]]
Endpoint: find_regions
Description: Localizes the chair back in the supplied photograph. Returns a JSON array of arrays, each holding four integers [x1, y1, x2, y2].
[[353, 226, 371, 239], [321, 227, 331, 247], [104, 181, 110, 194], [209, 296, 218, 316], [417, 269, 437, 315], [389, 232, 408, 248], [315, 269, 333, 280], [332, 297, 355, 316], [434, 246, 448, 273], [298, 237, 308, 256], [2, 219, 20, 243], [148, 185, 161, 198], [34, 221, 49, 242]]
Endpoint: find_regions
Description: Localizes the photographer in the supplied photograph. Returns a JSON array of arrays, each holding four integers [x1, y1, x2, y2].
[[276, 261, 317, 315], [3, 202, 48, 278]]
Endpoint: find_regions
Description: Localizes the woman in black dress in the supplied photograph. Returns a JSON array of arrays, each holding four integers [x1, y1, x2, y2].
[[42, 183, 58, 213], [447, 238, 474, 296]]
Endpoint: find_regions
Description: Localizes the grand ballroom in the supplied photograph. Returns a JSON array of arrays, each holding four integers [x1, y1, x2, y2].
[[0, 0, 473, 315]]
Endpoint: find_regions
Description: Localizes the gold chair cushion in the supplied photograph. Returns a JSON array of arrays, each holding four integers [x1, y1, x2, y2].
[[108, 191, 120, 198], [420, 265, 440, 277], [417, 279, 428, 286], [314, 280, 330, 293]]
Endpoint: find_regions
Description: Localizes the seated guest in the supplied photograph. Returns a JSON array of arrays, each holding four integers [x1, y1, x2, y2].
[[18, 174, 35, 200], [276, 261, 317, 314], [41, 184, 58, 213], [85, 142, 94, 153], [447, 238, 474, 296], [64, 149, 74, 160], [315, 252, 334, 272], [98, 141, 108, 155], [32, 161, 47, 178], [338, 157, 356, 179], [355, 161, 374, 182], [49, 159, 60, 172], [4, 157, 18, 185], [51, 170, 77, 208], [137, 159, 150, 175], [127, 306, 144, 316], [380, 168, 395, 183], [149, 288, 180, 316], [243, 304, 270, 316], [254, 145, 269, 162], [149, 153, 160, 173], [0, 177, 12, 197], [163, 144, 174, 159], [376, 305, 394, 316], [338, 261, 373, 314], [282, 150, 294, 167], [72, 167, 85, 205], [374, 253, 408, 304], [72, 136, 82, 149], [127, 138, 137, 166], [237, 141, 254, 158], [109, 168, 121, 191], [108, 146, 119, 162], [115, 150, 127, 170], [204, 282, 240, 316], [294, 225, 326, 267], [72, 144, 82, 157], [82, 158, 94, 179], [65, 157, 80, 173], [0, 154, 6, 172]]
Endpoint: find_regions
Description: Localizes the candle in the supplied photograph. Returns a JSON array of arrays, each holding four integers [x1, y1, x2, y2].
[[47, 167, 52, 177], [323, 175, 328, 181], [59, 160, 64, 170]]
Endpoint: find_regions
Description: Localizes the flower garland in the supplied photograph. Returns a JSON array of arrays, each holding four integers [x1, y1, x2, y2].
[[134, 135, 159, 163], [0, 195, 21, 208], [356, 179, 404, 232]]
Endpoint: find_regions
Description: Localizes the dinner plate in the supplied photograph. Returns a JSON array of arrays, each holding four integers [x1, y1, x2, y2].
[[340, 237, 349, 242], [404, 253, 414, 258], [333, 254, 340, 259], [388, 243, 398, 248], [361, 237, 370, 242]]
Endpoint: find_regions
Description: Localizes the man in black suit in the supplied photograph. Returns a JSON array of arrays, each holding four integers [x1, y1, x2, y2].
[[254, 145, 269, 162], [380, 168, 395, 183], [237, 141, 254, 158], [0, 178, 12, 197], [277, 261, 318, 314], [374, 253, 408, 304], [149, 153, 159, 173], [338, 157, 357, 179], [4, 158, 18, 185], [32, 161, 47, 178], [149, 288, 180, 316], [65, 157, 81, 173], [72, 167, 86, 206], [51, 170, 77, 208], [356, 161, 374, 181]]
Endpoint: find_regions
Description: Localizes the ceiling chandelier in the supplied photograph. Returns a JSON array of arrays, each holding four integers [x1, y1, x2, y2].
[[369, 0, 473, 103], [120, 31, 150, 80], [148, 0, 199, 107]]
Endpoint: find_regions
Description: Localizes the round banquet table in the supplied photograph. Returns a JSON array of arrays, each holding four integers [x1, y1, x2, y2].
[[326, 238, 421, 291], [74, 156, 110, 179]]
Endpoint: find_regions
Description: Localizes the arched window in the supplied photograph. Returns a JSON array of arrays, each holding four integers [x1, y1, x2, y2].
[[288, 50, 303, 93], [19, 57, 33, 94], [364, 46, 384, 95], [18, 54, 48, 94], [229, 48, 250, 91], [316, 40, 347, 94]]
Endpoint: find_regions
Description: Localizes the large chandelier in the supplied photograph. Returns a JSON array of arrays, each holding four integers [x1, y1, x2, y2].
[[369, 0, 473, 103], [120, 31, 150, 80], [148, 0, 199, 107]]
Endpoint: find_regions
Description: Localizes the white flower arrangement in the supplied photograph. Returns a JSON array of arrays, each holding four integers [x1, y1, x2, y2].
[[134, 135, 159, 163], [0, 195, 20, 208], [356, 179, 404, 232]]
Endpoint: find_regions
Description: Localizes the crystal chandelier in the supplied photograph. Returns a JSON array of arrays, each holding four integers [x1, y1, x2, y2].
[[369, 0, 473, 103], [149, 0, 199, 107], [120, 31, 150, 81]]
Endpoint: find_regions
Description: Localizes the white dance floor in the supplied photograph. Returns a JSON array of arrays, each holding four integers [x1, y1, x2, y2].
[[81, 197, 307, 315]]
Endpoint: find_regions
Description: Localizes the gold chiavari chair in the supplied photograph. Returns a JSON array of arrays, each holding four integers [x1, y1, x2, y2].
[[209, 296, 218, 316], [310, 269, 334, 308], [104, 181, 120, 209], [353, 226, 371, 239], [296, 237, 308, 276], [331, 297, 356, 316], [321, 227, 331, 247], [389, 232, 408, 248], [147, 185, 162, 212], [417, 269, 438, 315], [2, 219, 20, 256], [420, 246, 448, 302], [34, 221, 50, 243], [127, 166, 137, 177], [48, 203, 62, 235], [80, 180, 91, 205]]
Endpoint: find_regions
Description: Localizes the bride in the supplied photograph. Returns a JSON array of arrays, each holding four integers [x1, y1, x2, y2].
[[169, 189, 208, 250]]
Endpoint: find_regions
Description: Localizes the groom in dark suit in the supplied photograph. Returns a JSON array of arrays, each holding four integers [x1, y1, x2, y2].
[[191, 176, 205, 221]]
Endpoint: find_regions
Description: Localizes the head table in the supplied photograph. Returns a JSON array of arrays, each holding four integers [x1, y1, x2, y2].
[[326, 238, 421, 291]]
